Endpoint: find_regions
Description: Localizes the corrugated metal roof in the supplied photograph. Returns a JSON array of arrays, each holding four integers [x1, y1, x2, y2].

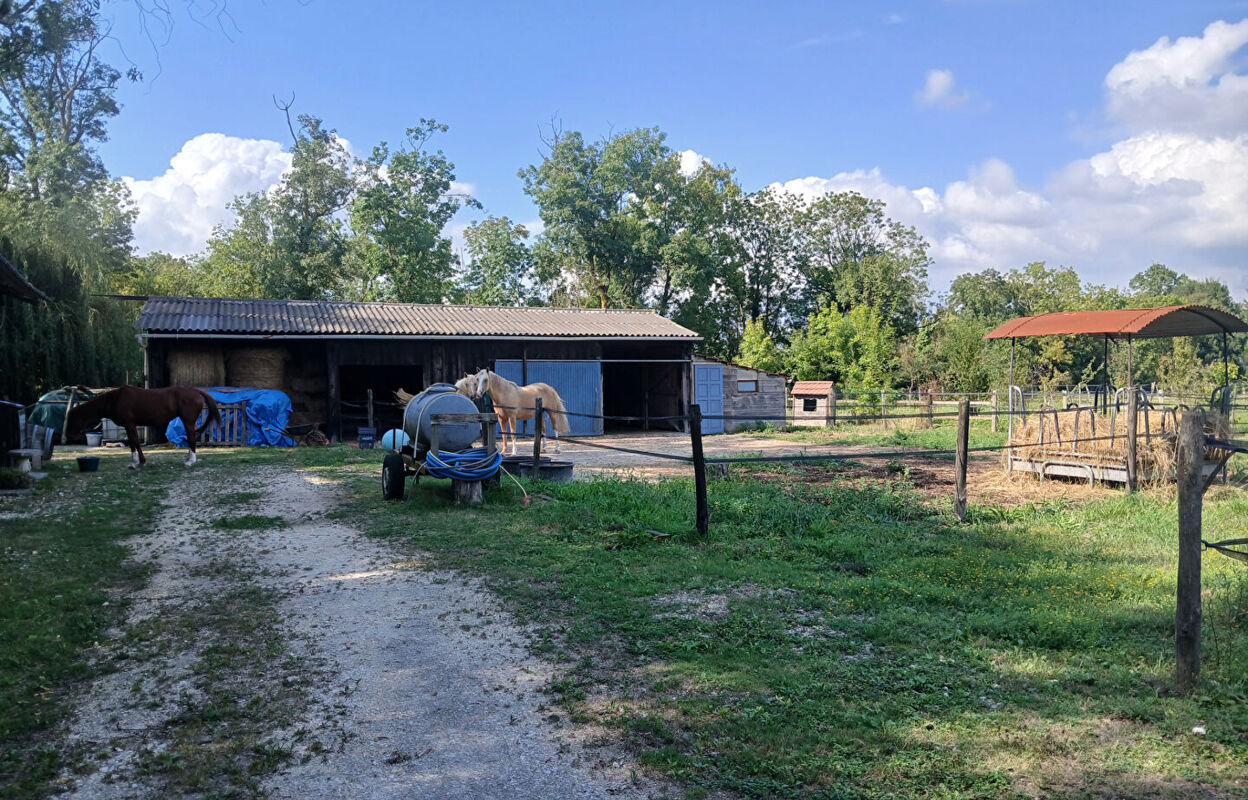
[[137, 296, 701, 339], [792, 381, 835, 395], [0, 251, 48, 304], [984, 305, 1247, 340]]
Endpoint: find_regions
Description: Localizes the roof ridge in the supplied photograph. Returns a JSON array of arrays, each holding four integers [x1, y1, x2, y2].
[[150, 295, 659, 314]]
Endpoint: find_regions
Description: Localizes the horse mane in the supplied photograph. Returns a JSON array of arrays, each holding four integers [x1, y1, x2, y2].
[[485, 370, 517, 392], [68, 388, 115, 423]]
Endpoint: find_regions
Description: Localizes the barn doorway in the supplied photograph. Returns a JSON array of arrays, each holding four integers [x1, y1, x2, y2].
[[601, 361, 683, 432], [338, 364, 422, 439]]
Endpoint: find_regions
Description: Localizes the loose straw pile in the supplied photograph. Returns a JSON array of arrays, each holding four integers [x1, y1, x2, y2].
[[1008, 408, 1229, 479]]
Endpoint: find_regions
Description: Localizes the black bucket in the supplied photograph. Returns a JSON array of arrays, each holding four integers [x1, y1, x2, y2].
[[516, 460, 574, 482], [76, 456, 100, 473]]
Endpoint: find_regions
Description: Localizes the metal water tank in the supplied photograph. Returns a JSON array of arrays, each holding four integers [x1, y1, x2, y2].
[[402, 383, 479, 451]]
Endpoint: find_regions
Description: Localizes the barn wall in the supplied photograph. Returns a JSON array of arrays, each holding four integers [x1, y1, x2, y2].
[[721, 365, 787, 432], [153, 337, 695, 442]]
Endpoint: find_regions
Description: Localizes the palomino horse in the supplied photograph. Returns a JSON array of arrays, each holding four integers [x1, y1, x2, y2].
[[66, 385, 222, 469], [471, 369, 569, 456]]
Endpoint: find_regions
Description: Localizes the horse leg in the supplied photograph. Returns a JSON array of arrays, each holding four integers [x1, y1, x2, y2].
[[507, 415, 518, 456], [549, 411, 561, 454], [183, 414, 198, 467], [125, 423, 144, 469]]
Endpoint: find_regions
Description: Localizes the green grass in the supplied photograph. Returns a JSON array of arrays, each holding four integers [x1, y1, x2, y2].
[[743, 419, 1008, 454], [211, 513, 288, 531], [327, 454, 1248, 800], [0, 456, 173, 798], [6, 444, 1246, 799]]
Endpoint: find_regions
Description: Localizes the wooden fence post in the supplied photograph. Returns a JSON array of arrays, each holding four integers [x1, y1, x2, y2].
[[920, 390, 933, 429], [881, 390, 888, 429], [991, 390, 999, 433], [532, 396, 543, 475], [1176, 410, 1204, 694], [955, 399, 970, 523], [366, 388, 374, 433], [828, 388, 837, 428], [1126, 386, 1138, 493], [690, 403, 709, 537]]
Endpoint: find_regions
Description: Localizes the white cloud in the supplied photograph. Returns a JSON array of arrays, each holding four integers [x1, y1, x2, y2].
[[124, 133, 291, 256], [1105, 18, 1248, 136], [916, 68, 971, 110], [678, 149, 710, 177], [885, 12, 905, 25], [773, 19, 1248, 296]]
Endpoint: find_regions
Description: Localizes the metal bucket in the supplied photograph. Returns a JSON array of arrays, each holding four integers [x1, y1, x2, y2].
[[402, 383, 479, 451]]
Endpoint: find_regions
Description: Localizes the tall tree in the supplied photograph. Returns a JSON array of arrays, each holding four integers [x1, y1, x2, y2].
[[350, 120, 478, 302], [521, 126, 670, 308], [200, 115, 356, 299], [801, 191, 929, 332], [718, 187, 808, 343], [459, 216, 533, 306]]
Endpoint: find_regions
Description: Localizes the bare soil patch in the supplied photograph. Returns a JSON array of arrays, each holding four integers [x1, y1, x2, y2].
[[559, 432, 1117, 507]]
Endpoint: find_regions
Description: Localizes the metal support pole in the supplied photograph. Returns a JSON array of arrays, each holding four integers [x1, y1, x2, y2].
[[1008, 338, 1016, 442], [1126, 386, 1138, 493], [1176, 410, 1204, 694], [992, 389, 999, 433]]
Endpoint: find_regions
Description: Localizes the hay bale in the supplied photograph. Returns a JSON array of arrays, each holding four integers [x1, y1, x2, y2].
[[226, 347, 287, 390], [168, 347, 225, 387]]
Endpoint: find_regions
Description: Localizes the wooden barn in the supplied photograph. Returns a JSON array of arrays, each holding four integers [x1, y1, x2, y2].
[[791, 380, 836, 427], [692, 357, 787, 433], [136, 296, 702, 441]]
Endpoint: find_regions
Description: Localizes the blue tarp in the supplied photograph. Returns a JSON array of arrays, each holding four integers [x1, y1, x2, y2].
[[166, 387, 296, 448]]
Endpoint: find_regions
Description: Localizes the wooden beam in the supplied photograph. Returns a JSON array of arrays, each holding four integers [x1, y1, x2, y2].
[[1175, 410, 1204, 694], [691, 403, 709, 537], [955, 399, 970, 523]]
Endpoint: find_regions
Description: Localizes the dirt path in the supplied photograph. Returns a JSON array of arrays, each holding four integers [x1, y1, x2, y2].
[[57, 464, 668, 799]]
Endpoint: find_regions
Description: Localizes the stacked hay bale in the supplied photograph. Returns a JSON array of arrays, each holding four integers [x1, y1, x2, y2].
[[167, 347, 226, 387], [226, 346, 287, 390], [284, 351, 326, 429]]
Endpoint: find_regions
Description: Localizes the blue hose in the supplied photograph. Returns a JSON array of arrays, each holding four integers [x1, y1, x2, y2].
[[424, 447, 503, 481]]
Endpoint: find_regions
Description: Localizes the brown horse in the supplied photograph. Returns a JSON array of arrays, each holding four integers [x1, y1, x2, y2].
[[67, 386, 222, 469]]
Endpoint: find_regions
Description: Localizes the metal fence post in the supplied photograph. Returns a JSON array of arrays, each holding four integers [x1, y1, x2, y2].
[[1126, 386, 1138, 493], [1176, 410, 1204, 694], [690, 404, 709, 537], [991, 390, 999, 433]]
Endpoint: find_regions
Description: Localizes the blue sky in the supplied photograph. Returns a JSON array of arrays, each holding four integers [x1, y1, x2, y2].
[[99, 1, 1248, 298]]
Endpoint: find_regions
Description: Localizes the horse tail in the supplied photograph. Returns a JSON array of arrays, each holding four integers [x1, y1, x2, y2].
[[543, 389, 569, 434], [195, 390, 222, 435]]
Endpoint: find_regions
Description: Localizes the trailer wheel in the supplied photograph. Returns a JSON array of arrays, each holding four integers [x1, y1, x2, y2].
[[382, 452, 405, 501]]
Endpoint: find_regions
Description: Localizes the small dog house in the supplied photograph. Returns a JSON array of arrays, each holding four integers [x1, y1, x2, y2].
[[791, 381, 836, 427]]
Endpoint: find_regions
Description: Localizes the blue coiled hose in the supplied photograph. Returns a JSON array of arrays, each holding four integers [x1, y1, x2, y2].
[[424, 447, 503, 481]]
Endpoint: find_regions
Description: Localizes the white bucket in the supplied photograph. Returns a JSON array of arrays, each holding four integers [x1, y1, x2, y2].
[[85, 432, 103, 447]]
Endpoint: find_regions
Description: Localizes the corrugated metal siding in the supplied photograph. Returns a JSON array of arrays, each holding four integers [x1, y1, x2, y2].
[[494, 360, 603, 437], [694, 364, 724, 435], [138, 296, 700, 340]]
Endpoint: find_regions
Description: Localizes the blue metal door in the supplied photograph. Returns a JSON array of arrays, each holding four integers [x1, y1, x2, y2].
[[694, 364, 724, 434], [494, 361, 603, 436]]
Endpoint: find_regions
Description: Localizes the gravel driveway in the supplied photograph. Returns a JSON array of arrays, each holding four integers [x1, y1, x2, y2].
[[56, 464, 670, 799]]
